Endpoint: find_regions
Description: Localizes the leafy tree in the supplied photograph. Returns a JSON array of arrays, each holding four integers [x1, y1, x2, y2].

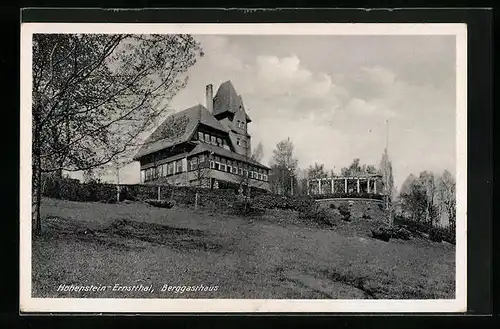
[[365, 165, 378, 174], [341, 158, 362, 176], [399, 171, 440, 228], [340, 159, 378, 177], [270, 137, 299, 195], [399, 174, 427, 222], [307, 163, 328, 179], [32, 33, 203, 234]]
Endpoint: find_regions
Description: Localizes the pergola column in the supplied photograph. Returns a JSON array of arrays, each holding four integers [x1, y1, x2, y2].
[[367, 179, 371, 193], [307, 180, 310, 195], [318, 179, 322, 194], [356, 179, 360, 193], [374, 180, 377, 194], [344, 178, 348, 193], [331, 178, 334, 193]]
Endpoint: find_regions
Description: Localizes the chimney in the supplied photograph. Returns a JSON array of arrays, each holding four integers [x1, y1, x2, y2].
[[205, 84, 213, 113]]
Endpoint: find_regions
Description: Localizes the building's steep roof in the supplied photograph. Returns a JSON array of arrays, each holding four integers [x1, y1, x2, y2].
[[213, 80, 252, 122], [133, 104, 227, 160]]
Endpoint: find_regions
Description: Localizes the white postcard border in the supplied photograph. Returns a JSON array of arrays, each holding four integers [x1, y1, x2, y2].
[[20, 22, 468, 313]]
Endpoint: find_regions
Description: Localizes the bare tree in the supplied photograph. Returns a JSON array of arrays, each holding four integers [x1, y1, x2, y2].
[[251, 142, 264, 163], [82, 168, 95, 183], [436, 169, 456, 231], [31, 34, 203, 234], [418, 171, 438, 227], [191, 152, 213, 210]]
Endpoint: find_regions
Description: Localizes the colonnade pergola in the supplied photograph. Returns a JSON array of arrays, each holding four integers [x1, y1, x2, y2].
[[307, 174, 384, 196]]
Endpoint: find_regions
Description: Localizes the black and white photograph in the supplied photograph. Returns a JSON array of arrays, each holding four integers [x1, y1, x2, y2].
[[20, 22, 467, 313]]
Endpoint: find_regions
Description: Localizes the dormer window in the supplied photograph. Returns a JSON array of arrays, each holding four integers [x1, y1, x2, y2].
[[198, 131, 203, 141], [236, 138, 240, 146]]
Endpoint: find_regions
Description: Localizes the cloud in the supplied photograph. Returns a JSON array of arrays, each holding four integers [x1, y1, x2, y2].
[[344, 98, 396, 118], [89, 35, 455, 188]]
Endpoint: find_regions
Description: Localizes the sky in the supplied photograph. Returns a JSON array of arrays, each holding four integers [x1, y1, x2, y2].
[[90, 34, 456, 190]]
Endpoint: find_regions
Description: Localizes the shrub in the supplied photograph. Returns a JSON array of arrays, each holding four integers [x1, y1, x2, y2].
[[231, 199, 265, 217], [338, 203, 351, 221], [362, 213, 372, 219], [329, 203, 337, 209], [312, 192, 384, 201], [291, 196, 315, 212], [371, 226, 391, 242], [146, 199, 176, 209], [390, 225, 411, 240], [298, 204, 336, 227], [252, 194, 314, 212], [429, 229, 444, 242]]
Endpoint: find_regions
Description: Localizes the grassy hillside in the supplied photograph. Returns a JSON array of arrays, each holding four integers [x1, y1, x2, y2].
[[32, 198, 455, 299]]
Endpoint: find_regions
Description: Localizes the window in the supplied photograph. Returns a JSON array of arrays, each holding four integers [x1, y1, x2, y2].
[[258, 173, 263, 180], [210, 161, 215, 169], [144, 168, 152, 181], [236, 120, 240, 128], [198, 131, 204, 141], [232, 166, 238, 174], [162, 163, 168, 176], [211, 136, 217, 145], [221, 164, 226, 172], [215, 162, 220, 170], [156, 165, 163, 177], [189, 158, 198, 171], [217, 137, 222, 146], [176, 160, 183, 173], [215, 156, 220, 162], [204, 134, 210, 143], [226, 165, 231, 173], [167, 162, 174, 175], [236, 139, 240, 146], [238, 168, 243, 175], [244, 170, 248, 177], [140, 170, 145, 183], [199, 154, 205, 163]]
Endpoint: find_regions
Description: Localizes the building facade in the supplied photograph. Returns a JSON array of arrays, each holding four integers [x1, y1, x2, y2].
[[133, 81, 270, 191]]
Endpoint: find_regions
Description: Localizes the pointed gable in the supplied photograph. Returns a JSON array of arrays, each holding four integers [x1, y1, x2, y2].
[[213, 80, 251, 122]]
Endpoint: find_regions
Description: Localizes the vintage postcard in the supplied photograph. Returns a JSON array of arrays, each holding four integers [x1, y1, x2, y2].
[[20, 22, 467, 313]]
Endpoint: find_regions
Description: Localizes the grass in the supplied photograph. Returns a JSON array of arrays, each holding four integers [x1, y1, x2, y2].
[[32, 197, 455, 299]]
